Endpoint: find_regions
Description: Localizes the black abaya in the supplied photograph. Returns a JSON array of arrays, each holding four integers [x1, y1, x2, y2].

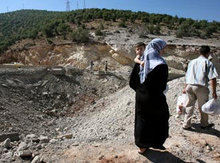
[[130, 63, 169, 148]]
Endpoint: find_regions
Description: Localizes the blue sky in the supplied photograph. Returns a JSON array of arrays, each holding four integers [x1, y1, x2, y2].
[[0, 0, 219, 22]]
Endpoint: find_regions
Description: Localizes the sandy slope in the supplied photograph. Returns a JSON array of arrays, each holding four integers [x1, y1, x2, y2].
[[37, 77, 220, 163]]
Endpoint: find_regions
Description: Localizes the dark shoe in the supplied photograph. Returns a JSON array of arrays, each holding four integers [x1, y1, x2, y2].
[[201, 123, 214, 129]]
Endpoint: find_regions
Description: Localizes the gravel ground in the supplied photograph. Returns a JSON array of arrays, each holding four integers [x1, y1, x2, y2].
[[0, 66, 219, 163]]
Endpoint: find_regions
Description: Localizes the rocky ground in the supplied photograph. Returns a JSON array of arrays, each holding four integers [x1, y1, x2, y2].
[[0, 26, 220, 162], [0, 65, 219, 163]]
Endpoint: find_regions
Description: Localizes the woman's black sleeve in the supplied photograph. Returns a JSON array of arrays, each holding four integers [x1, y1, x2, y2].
[[129, 63, 140, 91], [145, 64, 168, 92]]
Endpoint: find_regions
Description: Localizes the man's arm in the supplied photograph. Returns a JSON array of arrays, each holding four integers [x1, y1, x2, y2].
[[210, 78, 217, 99]]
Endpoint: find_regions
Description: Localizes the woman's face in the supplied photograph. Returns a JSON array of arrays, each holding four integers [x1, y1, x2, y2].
[[159, 46, 167, 55]]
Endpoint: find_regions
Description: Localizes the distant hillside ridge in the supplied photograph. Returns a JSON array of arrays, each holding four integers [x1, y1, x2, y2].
[[0, 8, 220, 53]]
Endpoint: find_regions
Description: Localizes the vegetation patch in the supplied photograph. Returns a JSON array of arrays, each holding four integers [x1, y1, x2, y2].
[[0, 9, 219, 53]]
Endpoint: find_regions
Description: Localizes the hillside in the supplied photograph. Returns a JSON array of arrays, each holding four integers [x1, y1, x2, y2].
[[0, 9, 220, 79], [0, 9, 220, 53]]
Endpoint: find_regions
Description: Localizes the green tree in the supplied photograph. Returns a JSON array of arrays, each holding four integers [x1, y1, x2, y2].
[[57, 23, 71, 39], [42, 24, 54, 38], [71, 27, 90, 43]]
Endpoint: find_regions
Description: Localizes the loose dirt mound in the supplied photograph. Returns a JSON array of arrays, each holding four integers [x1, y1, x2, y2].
[[0, 67, 126, 136], [37, 78, 220, 163], [0, 67, 219, 163]]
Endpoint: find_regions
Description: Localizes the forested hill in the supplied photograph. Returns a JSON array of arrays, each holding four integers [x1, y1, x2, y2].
[[0, 10, 67, 52], [0, 9, 219, 53]]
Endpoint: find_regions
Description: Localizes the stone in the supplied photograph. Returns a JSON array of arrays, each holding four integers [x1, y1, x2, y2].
[[17, 142, 27, 151], [39, 135, 49, 143], [98, 155, 105, 160], [49, 139, 57, 144], [2, 138, 11, 148], [0, 133, 20, 142], [1, 151, 13, 160], [19, 150, 33, 160], [57, 133, 73, 139], [31, 155, 40, 163], [26, 134, 39, 143], [72, 142, 79, 146]]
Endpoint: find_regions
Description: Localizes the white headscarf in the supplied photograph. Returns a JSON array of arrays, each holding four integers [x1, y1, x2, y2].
[[139, 38, 167, 84]]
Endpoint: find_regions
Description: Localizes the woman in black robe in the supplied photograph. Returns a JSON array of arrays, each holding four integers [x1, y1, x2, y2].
[[129, 38, 169, 154]]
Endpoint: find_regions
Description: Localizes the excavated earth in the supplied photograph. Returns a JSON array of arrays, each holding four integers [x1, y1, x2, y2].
[[0, 66, 219, 163], [0, 66, 127, 135], [0, 30, 220, 162]]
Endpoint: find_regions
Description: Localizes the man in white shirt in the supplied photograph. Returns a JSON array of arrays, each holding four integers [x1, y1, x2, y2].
[[183, 46, 218, 130]]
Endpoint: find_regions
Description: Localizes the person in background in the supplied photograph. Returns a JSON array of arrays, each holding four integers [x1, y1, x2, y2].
[[105, 61, 108, 72], [134, 42, 146, 67], [183, 46, 218, 130], [129, 38, 169, 154], [90, 60, 94, 71]]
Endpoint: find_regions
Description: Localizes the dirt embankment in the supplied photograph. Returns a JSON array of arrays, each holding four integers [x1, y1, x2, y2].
[[0, 66, 127, 135], [1, 31, 220, 78], [0, 30, 220, 162], [0, 65, 219, 162]]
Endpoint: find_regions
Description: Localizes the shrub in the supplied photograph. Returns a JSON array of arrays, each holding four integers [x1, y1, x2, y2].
[[99, 23, 104, 30], [176, 23, 199, 38], [42, 24, 54, 38], [57, 23, 71, 39], [95, 29, 103, 36], [147, 24, 154, 34], [71, 27, 90, 43], [118, 20, 126, 28], [46, 38, 54, 44]]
